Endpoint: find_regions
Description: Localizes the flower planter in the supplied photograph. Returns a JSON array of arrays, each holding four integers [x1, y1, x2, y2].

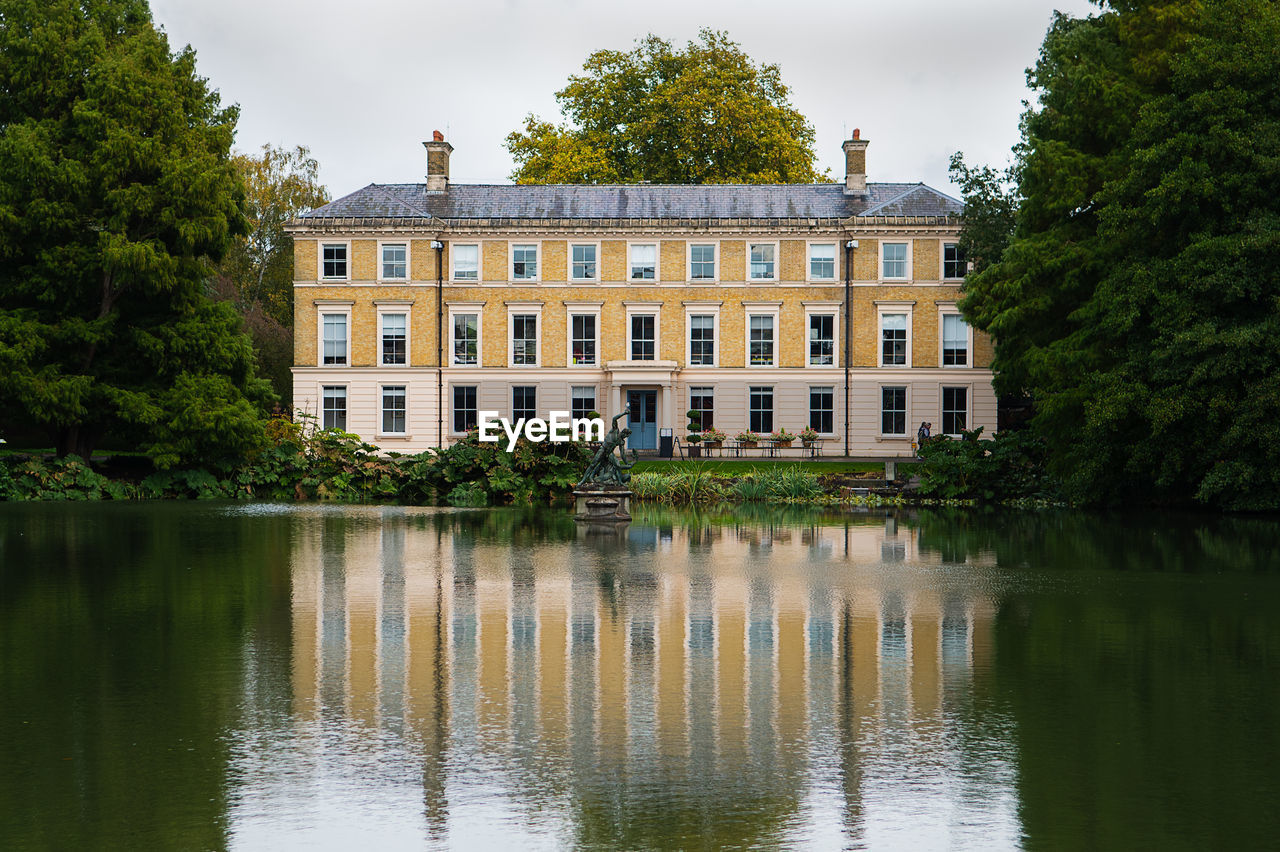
[[688, 446, 702, 458], [703, 440, 722, 450], [773, 440, 793, 449], [740, 441, 757, 449], [802, 440, 817, 449]]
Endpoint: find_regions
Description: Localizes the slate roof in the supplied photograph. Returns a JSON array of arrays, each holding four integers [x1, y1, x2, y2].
[[296, 182, 962, 223]]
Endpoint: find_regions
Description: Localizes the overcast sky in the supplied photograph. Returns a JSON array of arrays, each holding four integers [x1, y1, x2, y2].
[[149, 0, 1098, 201]]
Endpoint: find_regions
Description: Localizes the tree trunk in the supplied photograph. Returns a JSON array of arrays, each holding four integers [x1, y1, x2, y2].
[[55, 426, 100, 461]]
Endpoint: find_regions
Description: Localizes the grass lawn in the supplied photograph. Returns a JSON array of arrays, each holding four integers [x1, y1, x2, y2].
[[631, 459, 894, 475]]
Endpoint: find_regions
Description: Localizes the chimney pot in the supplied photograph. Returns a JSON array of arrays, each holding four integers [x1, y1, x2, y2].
[[433, 130, 444, 142], [842, 130, 869, 198], [853, 128, 860, 141]]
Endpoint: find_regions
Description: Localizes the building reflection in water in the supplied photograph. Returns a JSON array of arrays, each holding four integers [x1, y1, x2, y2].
[[230, 508, 1020, 849]]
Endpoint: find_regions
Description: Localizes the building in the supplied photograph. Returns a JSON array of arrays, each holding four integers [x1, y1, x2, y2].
[[287, 130, 995, 455]]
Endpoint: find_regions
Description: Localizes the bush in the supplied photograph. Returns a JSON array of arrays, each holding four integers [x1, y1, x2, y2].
[[915, 428, 1062, 502]]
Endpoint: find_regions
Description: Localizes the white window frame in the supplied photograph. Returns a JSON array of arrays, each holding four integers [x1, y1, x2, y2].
[[377, 241, 409, 282], [938, 303, 974, 369], [319, 241, 351, 282], [628, 241, 659, 282], [451, 384, 479, 435], [447, 301, 484, 368], [506, 301, 543, 367], [940, 383, 972, 437], [570, 385, 598, 420], [624, 301, 662, 362], [803, 301, 842, 368], [808, 386, 836, 436], [689, 386, 715, 431], [942, 241, 966, 281], [320, 384, 348, 431], [743, 301, 781, 368], [687, 241, 719, 283], [747, 241, 779, 282], [564, 301, 603, 368], [747, 385, 775, 434], [879, 385, 910, 438], [683, 301, 721, 368], [806, 241, 838, 282], [451, 243, 480, 282], [509, 241, 540, 283], [569, 242, 601, 283], [511, 384, 538, 421], [378, 384, 409, 438], [315, 300, 353, 367], [876, 301, 915, 368], [881, 241, 911, 281], [375, 301, 412, 367]]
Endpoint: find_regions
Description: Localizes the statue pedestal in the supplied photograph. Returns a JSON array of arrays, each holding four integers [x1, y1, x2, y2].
[[573, 486, 633, 522]]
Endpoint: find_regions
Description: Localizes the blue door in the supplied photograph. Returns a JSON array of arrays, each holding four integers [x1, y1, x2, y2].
[[627, 390, 657, 451]]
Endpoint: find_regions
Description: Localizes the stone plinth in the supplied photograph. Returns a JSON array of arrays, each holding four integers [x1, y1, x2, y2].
[[573, 486, 633, 522]]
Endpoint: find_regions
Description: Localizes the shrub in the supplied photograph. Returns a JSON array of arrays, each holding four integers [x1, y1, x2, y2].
[[916, 428, 1062, 502]]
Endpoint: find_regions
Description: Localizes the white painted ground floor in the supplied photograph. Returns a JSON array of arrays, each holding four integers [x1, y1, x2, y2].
[[291, 364, 997, 456]]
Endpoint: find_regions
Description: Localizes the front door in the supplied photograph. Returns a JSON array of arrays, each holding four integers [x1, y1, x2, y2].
[[627, 390, 658, 451]]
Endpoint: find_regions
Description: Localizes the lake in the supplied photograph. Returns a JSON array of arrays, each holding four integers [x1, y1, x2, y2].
[[1, 502, 1277, 849]]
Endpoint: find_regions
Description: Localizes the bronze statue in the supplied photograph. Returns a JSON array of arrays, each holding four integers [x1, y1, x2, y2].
[[578, 408, 638, 487]]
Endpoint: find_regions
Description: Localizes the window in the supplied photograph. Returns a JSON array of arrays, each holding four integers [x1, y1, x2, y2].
[[690, 386, 714, 430], [571, 386, 596, 420], [453, 244, 478, 281], [690, 244, 716, 280], [881, 313, 907, 366], [511, 314, 538, 365], [942, 387, 968, 435], [882, 243, 907, 279], [942, 314, 969, 366], [512, 244, 537, 279], [382, 386, 406, 435], [881, 387, 907, 435], [809, 243, 836, 280], [749, 315, 775, 366], [512, 386, 536, 421], [322, 244, 347, 279], [453, 385, 477, 433], [452, 313, 478, 366], [943, 243, 967, 279], [322, 314, 347, 365], [630, 314, 655, 360], [571, 314, 596, 365], [322, 386, 347, 431], [749, 386, 774, 433], [809, 314, 835, 366], [810, 387, 834, 434], [380, 313, 406, 365], [630, 244, 656, 280], [749, 244, 776, 279], [571, 244, 597, 280], [689, 315, 715, 366], [381, 244, 407, 279]]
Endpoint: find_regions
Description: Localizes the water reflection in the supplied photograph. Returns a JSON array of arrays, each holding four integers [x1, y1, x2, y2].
[[228, 507, 1021, 849]]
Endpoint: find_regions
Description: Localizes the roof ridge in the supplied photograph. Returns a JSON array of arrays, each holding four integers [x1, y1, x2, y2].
[[367, 183, 434, 218]]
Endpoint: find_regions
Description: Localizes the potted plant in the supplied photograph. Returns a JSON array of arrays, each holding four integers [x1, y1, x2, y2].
[[799, 426, 820, 447], [770, 427, 795, 448], [702, 427, 726, 449], [686, 432, 702, 458], [737, 430, 760, 449]]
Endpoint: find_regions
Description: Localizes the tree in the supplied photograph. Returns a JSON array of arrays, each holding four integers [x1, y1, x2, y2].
[[0, 0, 272, 464], [506, 29, 826, 185], [217, 145, 329, 405], [955, 0, 1280, 509]]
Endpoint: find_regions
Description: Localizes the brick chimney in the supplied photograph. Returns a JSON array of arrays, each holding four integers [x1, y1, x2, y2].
[[842, 128, 869, 197], [423, 130, 453, 193]]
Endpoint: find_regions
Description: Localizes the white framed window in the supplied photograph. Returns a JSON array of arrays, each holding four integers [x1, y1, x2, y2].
[[748, 315, 775, 366], [448, 302, 483, 367], [379, 242, 408, 280], [808, 243, 836, 281], [808, 313, 835, 366], [689, 243, 717, 282], [452, 385, 478, 434], [809, 387, 834, 435], [571, 313, 597, 366], [748, 386, 774, 433], [748, 242, 777, 280], [877, 303, 914, 368], [381, 385, 407, 436], [512, 314, 538, 365], [511, 243, 538, 281], [941, 310, 972, 367], [881, 242, 909, 280], [942, 386, 969, 436], [571, 386, 597, 420], [570, 243, 599, 281], [943, 243, 967, 280], [688, 315, 716, 366], [512, 385, 536, 421], [320, 242, 349, 280], [318, 308, 350, 366], [321, 386, 347, 431], [625, 303, 661, 361], [690, 386, 714, 431], [378, 310, 408, 366], [452, 244, 479, 281], [629, 243, 657, 281], [880, 386, 908, 436]]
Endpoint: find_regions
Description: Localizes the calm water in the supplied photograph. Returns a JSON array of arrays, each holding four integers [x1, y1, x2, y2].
[[1, 502, 1278, 850]]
